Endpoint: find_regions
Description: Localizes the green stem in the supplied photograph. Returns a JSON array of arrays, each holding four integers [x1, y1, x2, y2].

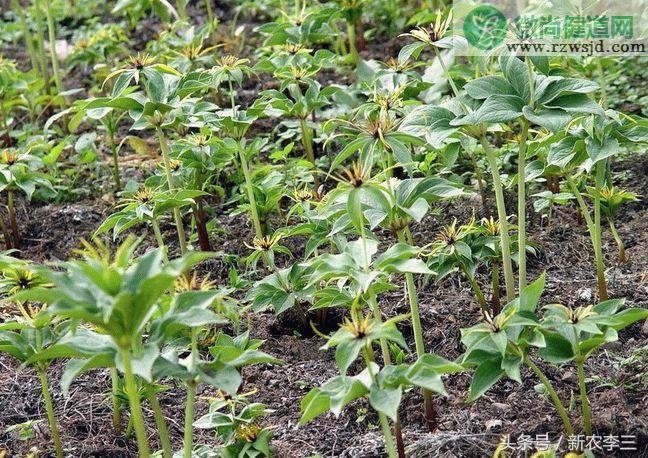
[[110, 368, 122, 434], [151, 218, 169, 263], [43, 0, 65, 113], [147, 385, 172, 458], [491, 263, 500, 315], [607, 218, 626, 263], [397, 227, 436, 432], [462, 268, 489, 314], [176, 0, 188, 21], [523, 355, 574, 436], [184, 328, 199, 458], [571, 327, 592, 435], [228, 78, 237, 116], [10, 0, 38, 71], [469, 151, 490, 216], [39, 369, 63, 458], [183, 383, 196, 458], [363, 347, 398, 458], [299, 117, 320, 188], [593, 162, 607, 300], [479, 136, 515, 301], [596, 59, 608, 109], [368, 289, 391, 366], [7, 190, 20, 250], [121, 349, 151, 458], [346, 21, 358, 63], [204, 0, 214, 23], [433, 46, 459, 97], [109, 131, 121, 191], [576, 360, 592, 435], [517, 120, 529, 291], [32, 0, 50, 91], [155, 127, 188, 255], [237, 141, 263, 238]]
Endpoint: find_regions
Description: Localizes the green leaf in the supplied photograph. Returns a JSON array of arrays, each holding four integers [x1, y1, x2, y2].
[[61, 355, 114, 396], [519, 274, 546, 312], [500, 56, 531, 103], [299, 389, 330, 424], [545, 94, 604, 116], [536, 78, 599, 105], [586, 136, 619, 164], [347, 187, 364, 232], [369, 386, 401, 421], [523, 106, 571, 132], [467, 358, 505, 402], [538, 332, 574, 363], [335, 339, 364, 374], [451, 95, 524, 126], [464, 76, 516, 100]]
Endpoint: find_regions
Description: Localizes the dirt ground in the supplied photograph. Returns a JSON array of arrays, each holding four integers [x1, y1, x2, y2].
[[1, 1, 647, 457]]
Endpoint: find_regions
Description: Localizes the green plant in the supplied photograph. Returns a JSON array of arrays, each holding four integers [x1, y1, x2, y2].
[[0, 266, 64, 458], [301, 311, 463, 457], [549, 112, 648, 299], [0, 149, 53, 250], [96, 186, 205, 259], [461, 275, 648, 438], [595, 186, 638, 263], [195, 387, 274, 456], [15, 239, 211, 457], [532, 190, 574, 233]]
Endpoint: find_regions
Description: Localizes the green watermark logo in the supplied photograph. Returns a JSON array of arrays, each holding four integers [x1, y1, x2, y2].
[[463, 5, 507, 50]]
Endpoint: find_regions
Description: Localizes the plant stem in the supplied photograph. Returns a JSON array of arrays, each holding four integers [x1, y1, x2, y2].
[[121, 349, 151, 458], [204, 0, 213, 22], [183, 382, 196, 458], [363, 347, 398, 458], [368, 290, 391, 365], [11, 0, 38, 71], [39, 369, 63, 458], [176, 0, 188, 21], [110, 368, 122, 434], [155, 127, 188, 255], [43, 0, 66, 113], [193, 198, 212, 251], [517, 120, 529, 291], [236, 141, 264, 238], [228, 78, 237, 116], [576, 359, 592, 435], [469, 152, 490, 217], [299, 117, 320, 188], [184, 328, 199, 458], [346, 21, 358, 63], [523, 355, 574, 436], [433, 47, 459, 97], [32, 0, 50, 92], [607, 218, 626, 263], [593, 161, 608, 300], [7, 190, 20, 250], [147, 385, 172, 458], [596, 59, 608, 109], [491, 262, 500, 315], [462, 268, 489, 314], [397, 227, 437, 432], [109, 130, 121, 191], [151, 218, 169, 263], [479, 136, 515, 302]]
